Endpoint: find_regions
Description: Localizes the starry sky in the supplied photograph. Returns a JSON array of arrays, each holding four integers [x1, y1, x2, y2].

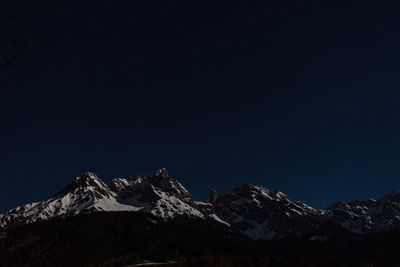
[[1, 0, 400, 212]]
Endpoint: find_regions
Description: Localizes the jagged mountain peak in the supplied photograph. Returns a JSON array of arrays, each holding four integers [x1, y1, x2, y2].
[[231, 183, 261, 194], [75, 172, 100, 182], [154, 168, 170, 178], [107, 169, 192, 201], [326, 201, 348, 210], [137, 169, 194, 203], [230, 183, 288, 203], [379, 190, 400, 202], [54, 172, 112, 199], [74, 172, 108, 189]]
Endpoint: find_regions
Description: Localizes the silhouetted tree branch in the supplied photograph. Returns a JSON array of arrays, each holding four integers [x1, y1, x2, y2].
[[0, 3, 29, 71], [0, 0, 50, 73]]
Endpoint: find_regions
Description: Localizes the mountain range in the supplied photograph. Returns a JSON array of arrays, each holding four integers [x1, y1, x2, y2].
[[2, 168, 400, 241]]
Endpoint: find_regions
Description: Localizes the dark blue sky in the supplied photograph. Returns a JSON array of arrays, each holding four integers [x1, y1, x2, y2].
[[1, 0, 400, 212]]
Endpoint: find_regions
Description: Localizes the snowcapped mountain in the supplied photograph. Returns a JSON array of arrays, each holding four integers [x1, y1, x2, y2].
[[107, 168, 214, 219], [2, 168, 400, 242], [212, 184, 326, 240], [325, 190, 400, 233], [212, 184, 400, 239], [0, 172, 135, 228], [0, 169, 218, 229]]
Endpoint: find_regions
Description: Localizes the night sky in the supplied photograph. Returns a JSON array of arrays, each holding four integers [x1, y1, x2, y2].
[[2, 0, 400, 212]]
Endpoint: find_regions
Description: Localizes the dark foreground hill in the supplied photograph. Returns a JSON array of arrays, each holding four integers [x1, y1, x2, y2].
[[0, 212, 265, 267], [2, 212, 400, 266]]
